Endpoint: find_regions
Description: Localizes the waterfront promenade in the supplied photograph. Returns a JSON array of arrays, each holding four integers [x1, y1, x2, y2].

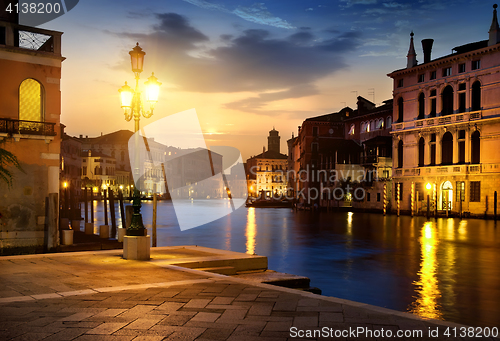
[[0, 247, 487, 341]]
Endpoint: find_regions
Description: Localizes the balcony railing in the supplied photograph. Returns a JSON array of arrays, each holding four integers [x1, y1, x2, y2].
[[0, 21, 62, 56], [392, 164, 500, 177], [392, 111, 482, 131], [0, 118, 56, 136]]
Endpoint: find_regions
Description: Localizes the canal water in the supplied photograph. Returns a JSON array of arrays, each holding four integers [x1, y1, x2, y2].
[[90, 200, 500, 327]]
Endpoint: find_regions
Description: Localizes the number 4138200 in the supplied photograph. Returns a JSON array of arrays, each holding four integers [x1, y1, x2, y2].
[[5, 2, 61, 14]]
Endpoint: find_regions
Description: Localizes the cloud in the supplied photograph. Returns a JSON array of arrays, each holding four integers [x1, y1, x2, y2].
[[306, 8, 314, 11], [224, 84, 319, 114], [181, 0, 295, 29], [116, 13, 362, 114], [340, 0, 378, 7]]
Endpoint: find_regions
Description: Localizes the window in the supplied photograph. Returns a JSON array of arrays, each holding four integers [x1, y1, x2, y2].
[[311, 143, 318, 153], [377, 193, 381, 202], [348, 124, 355, 135], [471, 81, 481, 111], [441, 132, 453, 165], [313, 126, 318, 136], [458, 130, 465, 164], [442, 67, 452, 77], [367, 193, 371, 201], [397, 140, 403, 168], [386, 116, 392, 128], [456, 181, 465, 201], [458, 84, 466, 113], [415, 182, 424, 199], [376, 119, 384, 129], [397, 97, 404, 122], [430, 89, 437, 117], [397, 79, 404, 88], [470, 181, 481, 202], [472, 60, 481, 70], [418, 93, 425, 119], [441, 85, 454, 116], [430, 71, 436, 80], [82, 166, 87, 176], [471, 130, 480, 164], [19, 78, 44, 122], [430, 134, 436, 166], [458, 63, 466, 73], [418, 137, 425, 167], [418, 74, 425, 83]]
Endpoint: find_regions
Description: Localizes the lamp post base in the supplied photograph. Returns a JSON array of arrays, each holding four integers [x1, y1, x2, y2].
[[123, 235, 150, 260]]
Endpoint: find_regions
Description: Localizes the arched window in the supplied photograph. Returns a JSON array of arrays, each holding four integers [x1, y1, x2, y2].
[[441, 85, 454, 116], [348, 124, 355, 135], [397, 97, 404, 122], [418, 137, 425, 167], [441, 132, 453, 165], [370, 120, 375, 131], [418, 93, 425, 119], [386, 116, 392, 128], [471, 130, 480, 164], [19, 78, 44, 122], [397, 140, 403, 168], [471, 81, 481, 111]]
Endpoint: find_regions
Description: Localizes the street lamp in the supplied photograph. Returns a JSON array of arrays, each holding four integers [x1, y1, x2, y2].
[[118, 43, 162, 236]]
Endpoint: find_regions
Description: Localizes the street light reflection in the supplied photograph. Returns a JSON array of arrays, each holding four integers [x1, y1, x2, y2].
[[246, 207, 256, 255], [409, 221, 443, 320]]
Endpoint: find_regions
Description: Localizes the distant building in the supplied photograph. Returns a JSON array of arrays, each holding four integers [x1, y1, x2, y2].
[[246, 129, 288, 198], [388, 5, 500, 217], [81, 150, 116, 197], [60, 125, 82, 196], [0, 17, 64, 252]]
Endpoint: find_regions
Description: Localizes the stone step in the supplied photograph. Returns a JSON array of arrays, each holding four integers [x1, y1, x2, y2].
[[232, 270, 313, 289], [173, 255, 267, 273], [195, 266, 237, 275]]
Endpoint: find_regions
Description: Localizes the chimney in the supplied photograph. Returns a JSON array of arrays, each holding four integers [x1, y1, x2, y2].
[[79, 134, 83, 139], [422, 39, 434, 63], [263, 146, 266, 153]]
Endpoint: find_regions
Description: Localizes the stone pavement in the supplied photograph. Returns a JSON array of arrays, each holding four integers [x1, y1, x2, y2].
[[0, 247, 493, 341]]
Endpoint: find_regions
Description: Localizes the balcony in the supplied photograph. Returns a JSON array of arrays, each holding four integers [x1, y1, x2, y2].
[[393, 111, 482, 131], [393, 163, 500, 177], [0, 118, 57, 142], [0, 21, 62, 57]]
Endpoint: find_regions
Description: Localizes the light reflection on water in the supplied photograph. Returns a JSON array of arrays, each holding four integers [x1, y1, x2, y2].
[[88, 200, 500, 327]]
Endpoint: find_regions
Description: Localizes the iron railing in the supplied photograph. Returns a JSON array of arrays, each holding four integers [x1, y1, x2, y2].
[[0, 118, 56, 136]]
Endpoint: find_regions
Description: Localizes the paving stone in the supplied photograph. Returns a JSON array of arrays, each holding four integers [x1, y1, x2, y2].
[[297, 299, 320, 307], [74, 335, 135, 341], [273, 300, 298, 312], [161, 326, 205, 340], [124, 316, 164, 330], [319, 312, 344, 323], [211, 297, 234, 305], [235, 293, 259, 302], [198, 327, 234, 340], [86, 322, 128, 335], [41, 327, 88, 341], [59, 312, 96, 321], [183, 299, 211, 309], [248, 303, 273, 316], [9, 332, 54, 341], [293, 315, 318, 328], [159, 314, 192, 326], [263, 321, 293, 332], [190, 312, 221, 323], [232, 323, 265, 336], [155, 302, 185, 313]]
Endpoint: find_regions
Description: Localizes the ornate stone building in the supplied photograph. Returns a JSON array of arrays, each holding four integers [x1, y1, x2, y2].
[[388, 5, 500, 217]]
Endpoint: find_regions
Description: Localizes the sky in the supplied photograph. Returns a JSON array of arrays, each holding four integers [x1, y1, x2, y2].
[[42, 0, 492, 160]]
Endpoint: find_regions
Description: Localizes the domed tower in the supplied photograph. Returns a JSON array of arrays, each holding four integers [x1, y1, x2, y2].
[[268, 127, 280, 154]]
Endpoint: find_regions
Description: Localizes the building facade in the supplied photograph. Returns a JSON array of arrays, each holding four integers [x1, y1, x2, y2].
[[0, 18, 64, 253], [388, 5, 500, 217], [246, 129, 288, 198]]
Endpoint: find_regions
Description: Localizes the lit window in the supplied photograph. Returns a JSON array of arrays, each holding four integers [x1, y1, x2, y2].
[[348, 124, 355, 135], [19, 78, 43, 122]]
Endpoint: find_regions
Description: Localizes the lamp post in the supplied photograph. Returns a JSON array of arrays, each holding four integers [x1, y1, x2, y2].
[[118, 43, 161, 236]]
